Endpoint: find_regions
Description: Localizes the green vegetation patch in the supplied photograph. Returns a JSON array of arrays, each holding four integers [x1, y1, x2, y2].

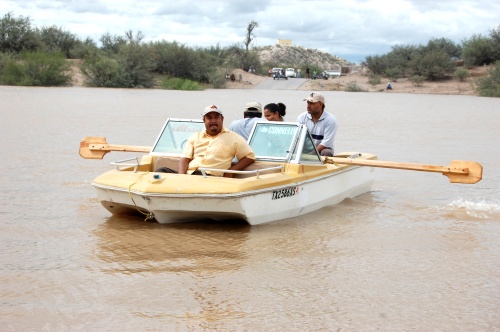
[[0, 51, 72, 86], [475, 63, 500, 97], [161, 76, 202, 90]]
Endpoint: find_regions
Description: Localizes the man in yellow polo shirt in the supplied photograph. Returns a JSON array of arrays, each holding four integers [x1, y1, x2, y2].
[[179, 105, 255, 177]]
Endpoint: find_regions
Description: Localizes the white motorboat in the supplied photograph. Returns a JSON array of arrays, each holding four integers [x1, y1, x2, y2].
[[80, 119, 482, 225]]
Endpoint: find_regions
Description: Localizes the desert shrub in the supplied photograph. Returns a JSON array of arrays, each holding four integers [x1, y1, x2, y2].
[[161, 76, 201, 90], [345, 81, 366, 92], [36, 25, 78, 58], [0, 52, 12, 71], [410, 75, 424, 86], [69, 37, 98, 59], [454, 68, 470, 82], [82, 31, 155, 88], [475, 62, 500, 97], [409, 50, 455, 80], [81, 53, 126, 87], [385, 67, 403, 81], [150, 41, 205, 81], [368, 74, 381, 85], [117, 38, 155, 88], [0, 12, 40, 53], [206, 70, 226, 89], [99, 33, 127, 55], [462, 34, 495, 67], [424, 38, 462, 59], [362, 54, 388, 75], [0, 51, 71, 86]]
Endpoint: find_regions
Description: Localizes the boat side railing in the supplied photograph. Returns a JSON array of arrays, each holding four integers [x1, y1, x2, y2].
[[110, 157, 140, 172], [197, 165, 284, 178]]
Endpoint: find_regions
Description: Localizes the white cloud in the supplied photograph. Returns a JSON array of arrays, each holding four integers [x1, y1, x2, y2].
[[1, 0, 498, 63]]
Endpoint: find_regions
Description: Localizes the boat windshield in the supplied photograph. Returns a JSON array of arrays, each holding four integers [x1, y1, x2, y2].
[[150, 119, 204, 156], [248, 122, 300, 161], [150, 119, 323, 164]]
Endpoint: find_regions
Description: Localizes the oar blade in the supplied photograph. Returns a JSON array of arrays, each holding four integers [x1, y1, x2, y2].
[[443, 160, 483, 184], [79, 136, 109, 159]]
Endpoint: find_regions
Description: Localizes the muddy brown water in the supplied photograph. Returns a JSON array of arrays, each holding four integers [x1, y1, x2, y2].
[[1, 86, 499, 330]]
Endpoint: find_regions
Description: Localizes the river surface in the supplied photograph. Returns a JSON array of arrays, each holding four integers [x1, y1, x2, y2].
[[1, 86, 499, 331]]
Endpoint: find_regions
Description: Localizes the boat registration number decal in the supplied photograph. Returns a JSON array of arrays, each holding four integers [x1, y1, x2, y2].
[[272, 187, 299, 200]]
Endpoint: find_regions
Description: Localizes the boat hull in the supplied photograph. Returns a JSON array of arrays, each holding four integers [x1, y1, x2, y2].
[[93, 164, 375, 225]]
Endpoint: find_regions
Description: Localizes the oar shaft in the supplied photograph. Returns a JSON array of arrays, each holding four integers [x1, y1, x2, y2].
[[328, 157, 468, 174], [325, 157, 482, 184], [90, 143, 151, 153]]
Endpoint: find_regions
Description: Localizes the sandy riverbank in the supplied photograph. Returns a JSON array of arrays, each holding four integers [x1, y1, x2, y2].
[[69, 61, 489, 96], [224, 67, 489, 96]]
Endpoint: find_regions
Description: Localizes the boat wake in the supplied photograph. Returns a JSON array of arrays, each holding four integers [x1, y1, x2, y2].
[[432, 198, 500, 220]]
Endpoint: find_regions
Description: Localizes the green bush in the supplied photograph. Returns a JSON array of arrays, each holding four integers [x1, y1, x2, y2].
[[81, 53, 126, 87], [462, 34, 495, 67], [362, 55, 388, 75], [475, 63, 500, 97], [206, 70, 226, 89], [345, 81, 366, 92], [0, 51, 71, 86], [161, 76, 201, 90], [37, 25, 78, 58], [69, 37, 98, 59], [410, 50, 455, 80], [368, 74, 381, 85], [0, 12, 40, 53], [454, 68, 470, 82], [410, 75, 424, 86], [117, 39, 155, 88], [385, 67, 403, 81]]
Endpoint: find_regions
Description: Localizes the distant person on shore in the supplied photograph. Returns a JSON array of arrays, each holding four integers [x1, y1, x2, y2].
[[297, 68, 302, 78], [229, 101, 263, 140], [268, 68, 273, 77], [297, 92, 338, 157], [386, 82, 392, 90], [306, 67, 310, 79], [263, 103, 287, 122]]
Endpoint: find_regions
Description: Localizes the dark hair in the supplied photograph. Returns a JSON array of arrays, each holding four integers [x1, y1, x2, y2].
[[243, 111, 262, 118], [264, 102, 286, 117]]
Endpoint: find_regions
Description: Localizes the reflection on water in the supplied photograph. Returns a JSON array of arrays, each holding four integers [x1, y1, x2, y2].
[[94, 215, 251, 274], [1, 87, 499, 330]]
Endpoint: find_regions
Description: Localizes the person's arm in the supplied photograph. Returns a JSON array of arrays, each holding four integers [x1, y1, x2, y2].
[[316, 144, 327, 152], [178, 157, 192, 174], [225, 157, 254, 178]]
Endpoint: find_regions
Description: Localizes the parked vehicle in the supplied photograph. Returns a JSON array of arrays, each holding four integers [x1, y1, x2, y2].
[[323, 69, 341, 78], [272, 68, 288, 80], [285, 68, 296, 78]]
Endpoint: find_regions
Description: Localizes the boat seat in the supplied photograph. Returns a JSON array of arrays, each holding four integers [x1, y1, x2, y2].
[[153, 157, 180, 173]]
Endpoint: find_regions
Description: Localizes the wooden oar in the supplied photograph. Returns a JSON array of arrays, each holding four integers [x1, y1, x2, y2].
[[79, 137, 483, 184], [79, 136, 151, 159], [324, 156, 482, 184]]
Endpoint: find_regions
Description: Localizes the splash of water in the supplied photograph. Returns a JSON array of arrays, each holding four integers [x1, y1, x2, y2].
[[440, 198, 500, 219]]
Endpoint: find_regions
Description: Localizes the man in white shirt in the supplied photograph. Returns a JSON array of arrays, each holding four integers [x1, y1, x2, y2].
[[296, 92, 338, 156]]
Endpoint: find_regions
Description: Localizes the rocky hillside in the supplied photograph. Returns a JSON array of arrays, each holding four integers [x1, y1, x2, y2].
[[254, 45, 353, 69]]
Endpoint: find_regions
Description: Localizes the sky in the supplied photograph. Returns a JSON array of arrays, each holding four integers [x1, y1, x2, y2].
[[1, 0, 499, 64]]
